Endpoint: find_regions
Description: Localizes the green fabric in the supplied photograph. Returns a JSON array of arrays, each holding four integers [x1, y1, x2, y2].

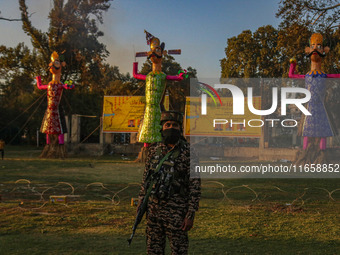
[[138, 72, 166, 143]]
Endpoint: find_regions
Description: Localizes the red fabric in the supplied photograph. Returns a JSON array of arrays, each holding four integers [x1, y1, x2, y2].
[[37, 77, 74, 135], [41, 82, 64, 134]]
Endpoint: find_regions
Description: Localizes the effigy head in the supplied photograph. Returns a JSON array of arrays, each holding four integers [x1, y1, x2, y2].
[[305, 33, 330, 62], [49, 51, 66, 75], [145, 30, 166, 65]]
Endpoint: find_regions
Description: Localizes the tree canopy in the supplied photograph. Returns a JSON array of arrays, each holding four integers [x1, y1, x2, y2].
[[0, 0, 117, 144], [19, 0, 112, 91], [0, 0, 197, 144], [221, 25, 285, 78], [220, 3, 340, 129], [277, 0, 340, 31]]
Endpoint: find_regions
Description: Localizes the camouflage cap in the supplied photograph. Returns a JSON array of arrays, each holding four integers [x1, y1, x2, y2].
[[161, 111, 184, 125]]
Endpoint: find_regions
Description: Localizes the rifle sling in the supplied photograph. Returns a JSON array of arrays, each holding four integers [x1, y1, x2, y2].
[[141, 149, 175, 211]]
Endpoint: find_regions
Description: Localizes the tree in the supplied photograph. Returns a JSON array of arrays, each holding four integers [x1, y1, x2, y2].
[[221, 25, 284, 79], [254, 26, 282, 78], [0, 0, 117, 145], [0, 43, 43, 144], [102, 65, 141, 96], [277, 0, 340, 31], [221, 3, 340, 164], [19, 0, 112, 92], [0, 10, 34, 21], [221, 30, 257, 78]]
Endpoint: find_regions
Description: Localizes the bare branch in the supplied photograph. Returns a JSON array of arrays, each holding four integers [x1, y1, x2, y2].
[[0, 12, 35, 22], [304, 3, 340, 12], [312, 10, 327, 26], [0, 17, 22, 21], [328, 24, 340, 30]]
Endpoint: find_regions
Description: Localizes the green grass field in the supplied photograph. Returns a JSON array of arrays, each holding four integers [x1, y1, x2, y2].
[[0, 146, 339, 254]]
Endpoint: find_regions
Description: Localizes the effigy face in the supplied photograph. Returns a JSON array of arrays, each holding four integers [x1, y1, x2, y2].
[[147, 37, 165, 65], [49, 51, 66, 76], [304, 33, 329, 63]]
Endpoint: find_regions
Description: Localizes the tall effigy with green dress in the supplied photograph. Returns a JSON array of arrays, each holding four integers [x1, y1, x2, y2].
[[133, 30, 184, 145], [138, 72, 166, 143]]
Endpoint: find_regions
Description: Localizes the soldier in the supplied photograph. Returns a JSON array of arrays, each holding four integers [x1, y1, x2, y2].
[[138, 111, 201, 255]]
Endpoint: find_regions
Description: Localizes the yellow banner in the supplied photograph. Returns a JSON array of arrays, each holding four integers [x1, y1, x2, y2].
[[185, 97, 262, 137], [102, 96, 169, 133]]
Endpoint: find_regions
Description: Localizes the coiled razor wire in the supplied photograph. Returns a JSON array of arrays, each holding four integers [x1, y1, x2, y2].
[[86, 182, 140, 207], [1, 179, 339, 212]]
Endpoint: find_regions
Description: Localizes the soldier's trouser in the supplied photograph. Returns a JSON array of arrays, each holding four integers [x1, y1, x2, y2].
[[146, 212, 188, 255]]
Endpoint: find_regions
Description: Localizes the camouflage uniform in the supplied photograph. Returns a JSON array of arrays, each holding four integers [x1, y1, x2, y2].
[[139, 139, 201, 255]]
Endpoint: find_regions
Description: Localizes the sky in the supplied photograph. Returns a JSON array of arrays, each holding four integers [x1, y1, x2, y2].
[[0, 0, 281, 78]]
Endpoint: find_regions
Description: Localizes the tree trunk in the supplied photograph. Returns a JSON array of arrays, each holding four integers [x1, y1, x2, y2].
[[295, 137, 328, 165], [40, 134, 66, 159]]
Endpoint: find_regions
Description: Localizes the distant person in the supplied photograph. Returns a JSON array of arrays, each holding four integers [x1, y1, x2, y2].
[[128, 120, 135, 127], [0, 139, 4, 160], [238, 124, 245, 131]]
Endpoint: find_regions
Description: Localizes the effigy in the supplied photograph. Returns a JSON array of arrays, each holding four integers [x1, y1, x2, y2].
[[289, 33, 339, 164], [133, 30, 184, 147], [36, 51, 74, 158]]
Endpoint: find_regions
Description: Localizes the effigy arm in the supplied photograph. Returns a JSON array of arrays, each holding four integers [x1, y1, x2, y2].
[[36, 76, 48, 89], [133, 62, 146, 80], [166, 72, 184, 81], [289, 63, 305, 79], [327, 73, 340, 78]]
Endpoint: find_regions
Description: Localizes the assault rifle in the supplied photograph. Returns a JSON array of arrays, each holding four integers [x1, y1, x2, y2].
[[127, 188, 151, 245], [127, 149, 175, 245]]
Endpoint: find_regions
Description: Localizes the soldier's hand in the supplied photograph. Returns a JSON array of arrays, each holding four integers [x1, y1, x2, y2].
[[181, 217, 194, 231]]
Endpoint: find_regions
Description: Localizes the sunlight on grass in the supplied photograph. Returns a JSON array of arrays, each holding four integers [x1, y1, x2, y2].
[[0, 147, 339, 254]]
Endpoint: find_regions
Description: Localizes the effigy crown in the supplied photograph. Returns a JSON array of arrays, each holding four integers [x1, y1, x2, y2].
[[310, 33, 323, 46], [51, 51, 59, 62]]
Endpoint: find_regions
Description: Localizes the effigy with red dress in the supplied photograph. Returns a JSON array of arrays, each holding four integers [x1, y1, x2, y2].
[[36, 51, 75, 158]]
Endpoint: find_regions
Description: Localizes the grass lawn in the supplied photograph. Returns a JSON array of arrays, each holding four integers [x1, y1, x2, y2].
[[0, 146, 339, 254]]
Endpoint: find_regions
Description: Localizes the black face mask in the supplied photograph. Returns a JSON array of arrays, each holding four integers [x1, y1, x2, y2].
[[161, 128, 181, 145]]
